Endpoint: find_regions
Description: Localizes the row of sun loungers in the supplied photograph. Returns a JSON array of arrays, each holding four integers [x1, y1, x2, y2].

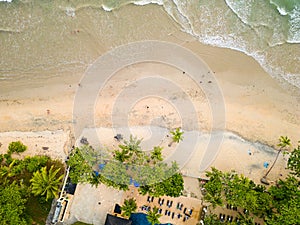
[[226, 204, 238, 211], [176, 202, 183, 210], [158, 198, 173, 208], [219, 213, 261, 224], [142, 196, 194, 222], [219, 214, 235, 223], [156, 197, 193, 215], [147, 196, 154, 203], [141, 205, 151, 211], [164, 209, 190, 221]]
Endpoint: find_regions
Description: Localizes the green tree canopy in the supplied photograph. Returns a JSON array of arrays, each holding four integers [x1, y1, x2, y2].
[[100, 161, 130, 190], [202, 165, 300, 225], [139, 172, 184, 197], [0, 183, 27, 225], [203, 167, 223, 208], [287, 142, 300, 177], [115, 135, 143, 163], [67, 146, 96, 183], [30, 165, 64, 201], [267, 176, 300, 224]]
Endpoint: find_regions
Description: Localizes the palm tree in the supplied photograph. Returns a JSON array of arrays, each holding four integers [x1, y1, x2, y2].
[[30, 165, 64, 201], [150, 146, 163, 162], [118, 135, 143, 162], [147, 206, 161, 225], [261, 136, 291, 184], [0, 160, 16, 184], [114, 149, 130, 162], [89, 171, 102, 188], [120, 198, 137, 218], [169, 128, 184, 146]]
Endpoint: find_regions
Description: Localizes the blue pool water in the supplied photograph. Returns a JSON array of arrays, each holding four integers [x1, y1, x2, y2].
[[130, 213, 172, 225]]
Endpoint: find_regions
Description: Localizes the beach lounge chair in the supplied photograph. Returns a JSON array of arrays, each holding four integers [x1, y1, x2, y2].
[[179, 203, 183, 210], [114, 134, 123, 141]]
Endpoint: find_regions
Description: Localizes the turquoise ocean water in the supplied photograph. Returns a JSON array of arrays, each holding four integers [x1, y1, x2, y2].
[[0, 0, 299, 89]]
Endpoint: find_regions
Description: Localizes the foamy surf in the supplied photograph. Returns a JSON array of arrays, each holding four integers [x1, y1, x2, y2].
[[158, 0, 300, 89]]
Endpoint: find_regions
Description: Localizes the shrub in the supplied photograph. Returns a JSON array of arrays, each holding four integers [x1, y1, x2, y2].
[[4, 153, 13, 165], [8, 141, 27, 154], [24, 156, 49, 173]]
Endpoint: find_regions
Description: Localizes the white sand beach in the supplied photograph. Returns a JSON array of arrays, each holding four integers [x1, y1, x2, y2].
[[0, 38, 299, 180]]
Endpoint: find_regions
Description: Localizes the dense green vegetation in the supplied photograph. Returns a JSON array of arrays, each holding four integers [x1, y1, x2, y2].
[[202, 137, 300, 225], [67, 135, 184, 197], [287, 141, 300, 177], [0, 141, 65, 224]]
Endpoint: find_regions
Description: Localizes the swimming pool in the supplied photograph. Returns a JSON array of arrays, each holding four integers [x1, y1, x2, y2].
[[130, 213, 172, 225]]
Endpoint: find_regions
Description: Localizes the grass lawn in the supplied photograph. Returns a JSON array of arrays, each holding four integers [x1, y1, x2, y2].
[[25, 195, 52, 224]]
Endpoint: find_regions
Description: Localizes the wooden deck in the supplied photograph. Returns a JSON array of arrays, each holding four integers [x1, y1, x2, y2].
[[121, 186, 203, 225]]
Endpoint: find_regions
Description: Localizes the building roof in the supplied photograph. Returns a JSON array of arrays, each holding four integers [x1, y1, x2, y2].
[[104, 214, 132, 225]]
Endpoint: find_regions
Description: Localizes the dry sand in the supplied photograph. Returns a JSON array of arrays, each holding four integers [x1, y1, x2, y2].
[[0, 40, 299, 175], [0, 28, 299, 188]]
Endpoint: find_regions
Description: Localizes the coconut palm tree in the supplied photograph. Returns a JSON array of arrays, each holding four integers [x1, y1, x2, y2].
[[169, 128, 184, 146], [147, 206, 161, 225], [30, 165, 64, 201], [0, 160, 16, 184], [120, 198, 137, 218], [261, 136, 291, 184], [150, 146, 163, 162], [89, 171, 102, 188], [117, 135, 143, 163], [114, 149, 130, 162]]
